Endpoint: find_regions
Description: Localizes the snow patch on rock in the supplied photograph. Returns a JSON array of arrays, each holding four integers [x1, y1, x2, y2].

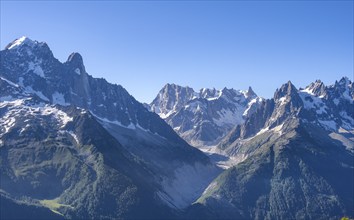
[[75, 68, 81, 75], [214, 108, 244, 127], [52, 91, 70, 106], [27, 61, 45, 78], [40, 106, 73, 128], [0, 77, 20, 88], [24, 86, 49, 101]]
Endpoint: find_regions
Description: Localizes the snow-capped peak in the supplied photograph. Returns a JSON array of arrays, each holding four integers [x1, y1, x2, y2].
[[5, 36, 35, 50], [302, 80, 327, 97]]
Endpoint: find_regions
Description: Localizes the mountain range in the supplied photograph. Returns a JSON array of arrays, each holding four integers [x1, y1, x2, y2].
[[0, 37, 353, 219], [149, 84, 262, 148]]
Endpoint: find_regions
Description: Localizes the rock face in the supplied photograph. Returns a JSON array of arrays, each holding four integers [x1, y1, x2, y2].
[[188, 79, 354, 219], [0, 37, 221, 219], [150, 84, 262, 147]]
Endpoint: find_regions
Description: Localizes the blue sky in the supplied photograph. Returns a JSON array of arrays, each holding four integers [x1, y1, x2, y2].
[[1, 1, 353, 103]]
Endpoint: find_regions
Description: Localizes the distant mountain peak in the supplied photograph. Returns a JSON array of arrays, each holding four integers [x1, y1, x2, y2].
[[221, 87, 236, 93], [285, 80, 297, 91], [164, 83, 193, 92], [304, 79, 327, 97], [5, 36, 35, 50], [245, 86, 257, 98], [66, 52, 85, 73], [200, 87, 221, 100], [4, 36, 53, 60], [274, 80, 298, 100], [150, 83, 196, 118], [67, 52, 83, 63], [338, 76, 351, 86], [5, 36, 49, 52]]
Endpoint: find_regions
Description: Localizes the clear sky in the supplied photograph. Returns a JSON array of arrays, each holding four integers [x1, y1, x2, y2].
[[1, 1, 353, 103]]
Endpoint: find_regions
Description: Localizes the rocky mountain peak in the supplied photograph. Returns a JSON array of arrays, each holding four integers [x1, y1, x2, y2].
[[66, 52, 86, 74], [275, 81, 298, 98], [304, 79, 327, 97], [219, 87, 246, 101], [338, 76, 351, 86], [67, 52, 83, 64], [163, 83, 175, 91], [331, 76, 353, 103], [163, 83, 195, 95], [245, 86, 257, 99], [200, 87, 219, 99], [150, 83, 196, 118]]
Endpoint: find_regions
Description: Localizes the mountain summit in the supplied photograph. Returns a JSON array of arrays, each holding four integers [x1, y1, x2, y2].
[[5, 36, 35, 50]]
